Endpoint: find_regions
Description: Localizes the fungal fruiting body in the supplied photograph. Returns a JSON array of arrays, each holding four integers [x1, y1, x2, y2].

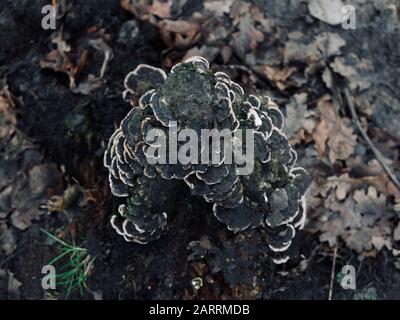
[[104, 56, 311, 263]]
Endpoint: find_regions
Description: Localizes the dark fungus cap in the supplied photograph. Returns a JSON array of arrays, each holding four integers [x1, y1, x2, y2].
[[104, 56, 311, 264]]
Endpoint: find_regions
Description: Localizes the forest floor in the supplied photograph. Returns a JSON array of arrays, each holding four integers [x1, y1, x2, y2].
[[0, 0, 399, 299]]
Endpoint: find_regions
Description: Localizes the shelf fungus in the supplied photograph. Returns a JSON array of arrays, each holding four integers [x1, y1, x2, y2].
[[104, 56, 311, 264]]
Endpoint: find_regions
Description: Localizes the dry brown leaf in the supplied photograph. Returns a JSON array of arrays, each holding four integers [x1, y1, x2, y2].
[[343, 228, 373, 253], [284, 32, 320, 64], [8, 163, 63, 231], [314, 32, 346, 57], [229, 1, 251, 20], [328, 121, 357, 163], [330, 53, 373, 91], [40, 32, 76, 87], [228, 2, 266, 64], [318, 184, 394, 255], [284, 92, 310, 140], [160, 19, 198, 34], [313, 94, 357, 162], [284, 31, 345, 66], [121, 0, 151, 20], [147, 0, 172, 18], [313, 94, 335, 155], [325, 174, 353, 201], [0, 86, 16, 126], [159, 19, 200, 47], [371, 219, 393, 251], [353, 186, 386, 225], [250, 5, 273, 33], [319, 214, 342, 246], [253, 65, 296, 91], [330, 198, 362, 229], [313, 119, 331, 155]]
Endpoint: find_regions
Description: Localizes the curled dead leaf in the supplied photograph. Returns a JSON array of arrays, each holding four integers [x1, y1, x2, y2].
[[159, 19, 200, 47], [313, 94, 357, 162], [328, 121, 357, 163], [253, 65, 296, 91]]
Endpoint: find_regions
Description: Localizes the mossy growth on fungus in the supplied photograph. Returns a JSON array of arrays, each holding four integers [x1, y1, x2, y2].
[[104, 56, 311, 264]]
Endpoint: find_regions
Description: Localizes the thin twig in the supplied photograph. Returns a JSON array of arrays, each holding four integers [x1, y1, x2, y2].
[[328, 246, 338, 300], [343, 88, 400, 191]]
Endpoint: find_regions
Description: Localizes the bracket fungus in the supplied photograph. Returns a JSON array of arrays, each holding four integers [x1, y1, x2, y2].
[[104, 56, 311, 264]]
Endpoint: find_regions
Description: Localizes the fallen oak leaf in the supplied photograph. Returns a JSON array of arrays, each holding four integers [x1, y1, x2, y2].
[[319, 213, 343, 247], [325, 173, 353, 201], [343, 228, 373, 253], [0, 86, 17, 142], [318, 185, 394, 255], [313, 94, 336, 156], [353, 186, 386, 226], [330, 54, 373, 91], [330, 197, 362, 229], [121, 0, 186, 21], [313, 118, 331, 156], [284, 32, 321, 64], [322, 173, 400, 204], [371, 219, 393, 251], [121, 0, 151, 21], [328, 120, 357, 163], [312, 94, 357, 162], [284, 92, 309, 139]]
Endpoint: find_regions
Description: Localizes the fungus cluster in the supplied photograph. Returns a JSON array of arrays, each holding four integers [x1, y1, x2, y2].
[[104, 57, 310, 263]]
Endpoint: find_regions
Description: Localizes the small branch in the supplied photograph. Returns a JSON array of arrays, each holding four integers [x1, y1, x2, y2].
[[328, 246, 338, 300], [343, 88, 400, 191]]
